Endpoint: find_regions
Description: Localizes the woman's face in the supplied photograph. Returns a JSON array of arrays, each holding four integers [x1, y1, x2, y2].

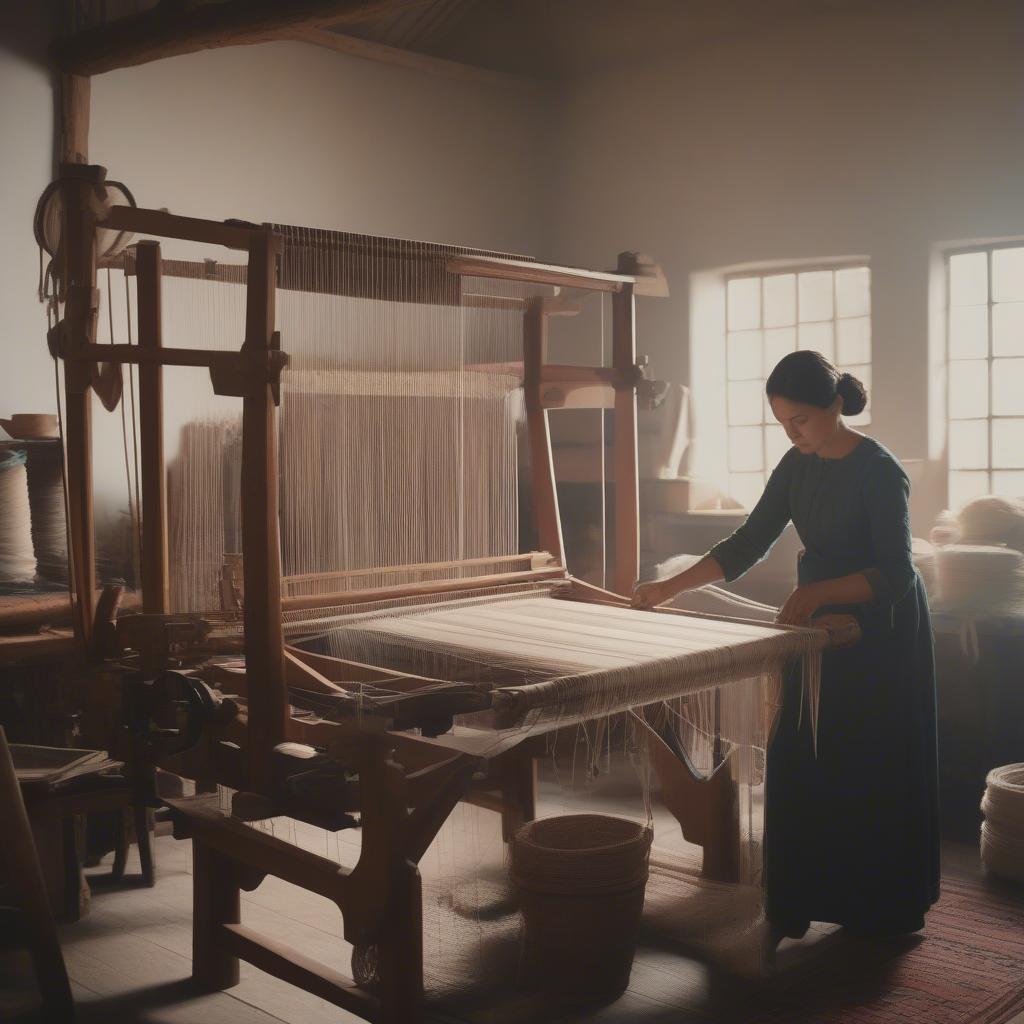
[[769, 395, 842, 455]]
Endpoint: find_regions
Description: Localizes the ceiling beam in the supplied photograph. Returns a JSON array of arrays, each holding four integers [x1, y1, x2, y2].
[[289, 26, 546, 93], [54, 0, 431, 76]]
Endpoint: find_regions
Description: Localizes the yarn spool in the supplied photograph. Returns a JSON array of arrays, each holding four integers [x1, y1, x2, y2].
[[957, 495, 1024, 553], [0, 450, 37, 584], [933, 545, 1024, 616], [981, 764, 1024, 883], [511, 814, 653, 1003], [24, 441, 68, 585]]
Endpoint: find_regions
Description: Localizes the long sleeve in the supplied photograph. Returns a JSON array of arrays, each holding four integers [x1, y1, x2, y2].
[[707, 449, 795, 582], [860, 455, 916, 605]]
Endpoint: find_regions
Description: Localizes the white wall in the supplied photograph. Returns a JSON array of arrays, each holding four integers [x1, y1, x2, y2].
[[65, 41, 553, 521], [0, 5, 58, 424], [90, 42, 551, 255], [549, 0, 1024, 530]]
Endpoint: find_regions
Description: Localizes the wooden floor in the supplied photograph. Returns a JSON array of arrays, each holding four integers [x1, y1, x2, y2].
[[2, 803, 1023, 1024]]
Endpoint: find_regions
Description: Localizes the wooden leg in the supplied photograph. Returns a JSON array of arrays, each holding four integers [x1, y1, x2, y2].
[[111, 809, 129, 880], [134, 803, 156, 887], [0, 728, 75, 1021], [377, 862, 423, 1024], [62, 816, 90, 922], [192, 840, 240, 990], [499, 748, 537, 843]]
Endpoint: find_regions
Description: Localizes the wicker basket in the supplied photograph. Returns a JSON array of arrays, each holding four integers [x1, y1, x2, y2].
[[981, 764, 1024, 883], [511, 814, 653, 1001]]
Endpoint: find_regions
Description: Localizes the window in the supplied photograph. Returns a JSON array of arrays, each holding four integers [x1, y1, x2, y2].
[[723, 265, 872, 509], [947, 245, 1024, 509]]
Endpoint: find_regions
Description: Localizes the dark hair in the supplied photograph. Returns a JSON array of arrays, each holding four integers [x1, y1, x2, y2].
[[765, 349, 867, 416]]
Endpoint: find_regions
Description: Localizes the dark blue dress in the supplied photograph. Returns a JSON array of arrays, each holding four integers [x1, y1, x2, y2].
[[709, 437, 940, 933]]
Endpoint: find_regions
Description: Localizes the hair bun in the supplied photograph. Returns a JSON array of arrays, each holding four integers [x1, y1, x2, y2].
[[837, 372, 867, 416]]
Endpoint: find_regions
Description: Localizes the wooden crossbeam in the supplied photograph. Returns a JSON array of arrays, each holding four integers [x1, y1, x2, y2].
[[55, 0, 432, 76]]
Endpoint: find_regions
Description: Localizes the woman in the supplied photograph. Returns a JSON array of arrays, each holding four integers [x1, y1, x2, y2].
[[633, 350, 939, 940]]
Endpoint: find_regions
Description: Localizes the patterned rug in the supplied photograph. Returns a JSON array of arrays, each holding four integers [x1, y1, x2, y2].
[[744, 874, 1024, 1024]]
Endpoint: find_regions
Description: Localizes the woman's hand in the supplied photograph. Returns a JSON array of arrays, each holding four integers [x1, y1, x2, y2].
[[776, 583, 826, 625], [631, 578, 676, 610]]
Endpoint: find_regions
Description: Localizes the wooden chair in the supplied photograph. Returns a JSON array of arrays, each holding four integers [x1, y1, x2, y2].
[[0, 726, 75, 1022]]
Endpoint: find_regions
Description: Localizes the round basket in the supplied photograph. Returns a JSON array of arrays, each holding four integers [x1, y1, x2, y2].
[[511, 814, 653, 1001], [981, 764, 1024, 883]]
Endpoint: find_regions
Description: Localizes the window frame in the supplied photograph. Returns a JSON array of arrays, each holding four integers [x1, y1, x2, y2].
[[945, 240, 1024, 506], [721, 259, 873, 506]]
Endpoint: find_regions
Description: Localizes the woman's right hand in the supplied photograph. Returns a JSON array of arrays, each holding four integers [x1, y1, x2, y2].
[[631, 579, 676, 610]]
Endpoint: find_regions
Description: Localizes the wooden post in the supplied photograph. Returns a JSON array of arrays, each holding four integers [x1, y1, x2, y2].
[[192, 840, 241, 989], [611, 284, 639, 596], [135, 241, 169, 616], [241, 229, 286, 791], [523, 299, 564, 565], [378, 863, 423, 1024], [61, 165, 103, 650], [59, 74, 90, 164]]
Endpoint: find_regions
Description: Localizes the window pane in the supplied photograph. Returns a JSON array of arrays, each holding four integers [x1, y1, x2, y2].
[[764, 326, 796, 370], [798, 270, 834, 322], [728, 277, 761, 330], [949, 359, 989, 419], [992, 470, 1024, 497], [729, 425, 764, 472], [949, 252, 988, 307], [949, 305, 988, 360], [727, 330, 763, 380], [837, 316, 871, 365], [842, 364, 872, 425], [727, 472, 766, 511], [949, 470, 990, 510], [992, 357, 1024, 415], [728, 380, 765, 425], [798, 321, 834, 361], [992, 302, 1024, 357], [992, 247, 1024, 304], [992, 418, 1024, 468], [765, 424, 791, 468], [836, 267, 870, 319], [948, 419, 989, 469], [763, 274, 796, 327]]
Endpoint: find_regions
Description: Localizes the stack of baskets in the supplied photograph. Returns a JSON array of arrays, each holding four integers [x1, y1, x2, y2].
[[981, 764, 1024, 883], [511, 814, 653, 1003]]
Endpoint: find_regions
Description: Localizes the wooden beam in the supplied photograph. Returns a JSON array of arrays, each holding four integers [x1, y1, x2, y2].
[[221, 924, 377, 1019], [55, 0, 431, 76], [136, 241, 169, 616], [523, 300, 565, 566], [448, 254, 635, 294], [61, 168, 102, 652], [281, 566, 565, 613], [240, 230, 286, 792], [611, 284, 639, 597], [59, 74, 89, 164], [101, 206, 260, 251], [288, 25, 545, 94]]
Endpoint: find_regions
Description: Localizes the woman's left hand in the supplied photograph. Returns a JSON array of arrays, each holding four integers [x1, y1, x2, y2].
[[777, 583, 826, 625]]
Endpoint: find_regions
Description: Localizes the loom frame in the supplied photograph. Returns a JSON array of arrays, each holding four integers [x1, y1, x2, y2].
[[48, 182, 688, 1021]]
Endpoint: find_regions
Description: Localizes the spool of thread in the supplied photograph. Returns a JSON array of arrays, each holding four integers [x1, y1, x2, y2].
[[981, 764, 1024, 883], [933, 544, 1024, 616], [957, 495, 1024, 552], [24, 440, 68, 585], [0, 450, 38, 584]]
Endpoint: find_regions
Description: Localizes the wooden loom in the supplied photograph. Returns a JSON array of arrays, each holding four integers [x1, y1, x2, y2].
[[48, 168, 862, 1022]]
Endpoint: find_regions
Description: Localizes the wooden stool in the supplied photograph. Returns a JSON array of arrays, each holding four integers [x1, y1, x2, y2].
[[0, 726, 75, 1021], [15, 747, 156, 922]]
